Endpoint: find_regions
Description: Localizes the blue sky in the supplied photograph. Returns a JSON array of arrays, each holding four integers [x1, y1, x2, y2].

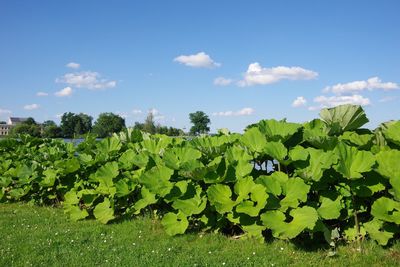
[[0, 0, 399, 132]]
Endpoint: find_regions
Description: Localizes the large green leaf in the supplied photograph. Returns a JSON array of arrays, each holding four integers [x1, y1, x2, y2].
[[40, 169, 57, 187], [319, 104, 369, 134], [93, 197, 115, 224], [258, 119, 301, 142], [303, 119, 338, 150], [63, 191, 88, 221], [207, 184, 237, 214], [264, 141, 287, 161], [364, 219, 396, 246], [295, 148, 337, 181], [317, 195, 342, 220], [280, 177, 310, 210], [161, 212, 189, 236], [241, 128, 267, 153], [139, 165, 174, 197], [382, 120, 400, 146], [261, 206, 318, 239], [376, 150, 400, 199], [97, 136, 122, 155], [133, 187, 157, 214], [172, 184, 207, 216], [334, 143, 375, 179], [371, 197, 400, 224]]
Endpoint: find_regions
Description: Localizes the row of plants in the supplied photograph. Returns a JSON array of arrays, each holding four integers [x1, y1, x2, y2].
[[0, 104, 399, 247]]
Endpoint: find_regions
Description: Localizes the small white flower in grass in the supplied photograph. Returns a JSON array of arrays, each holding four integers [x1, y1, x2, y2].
[[104, 240, 107, 243], [208, 251, 211, 254], [247, 257, 250, 260], [132, 242, 136, 246], [280, 247, 284, 251], [168, 248, 171, 251], [152, 250, 155, 253], [138, 235, 142, 238], [271, 264, 275, 266], [222, 263, 226, 265], [253, 252, 256, 255]]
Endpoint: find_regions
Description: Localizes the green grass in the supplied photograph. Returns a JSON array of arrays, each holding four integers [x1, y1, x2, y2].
[[1, 203, 399, 266]]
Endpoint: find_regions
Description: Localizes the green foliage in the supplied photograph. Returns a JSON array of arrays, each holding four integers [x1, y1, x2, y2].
[[60, 112, 93, 138], [92, 112, 125, 138], [189, 111, 210, 135], [1, 104, 400, 247]]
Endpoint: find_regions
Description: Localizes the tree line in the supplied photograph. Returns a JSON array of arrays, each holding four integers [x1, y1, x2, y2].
[[8, 110, 211, 138]]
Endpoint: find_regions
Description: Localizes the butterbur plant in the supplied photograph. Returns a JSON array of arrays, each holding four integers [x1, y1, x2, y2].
[[0, 104, 399, 247]]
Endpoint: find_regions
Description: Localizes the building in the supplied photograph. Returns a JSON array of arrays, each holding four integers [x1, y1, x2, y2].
[[0, 117, 28, 137]]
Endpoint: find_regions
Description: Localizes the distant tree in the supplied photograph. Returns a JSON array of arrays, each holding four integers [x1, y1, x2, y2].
[[77, 113, 93, 134], [42, 120, 56, 128], [25, 117, 37, 125], [133, 122, 144, 131], [0, 121, 6, 124], [189, 111, 210, 135], [42, 125, 62, 138], [11, 122, 41, 137], [93, 112, 126, 138], [60, 112, 93, 138], [143, 112, 156, 134], [60, 112, 78, 138]]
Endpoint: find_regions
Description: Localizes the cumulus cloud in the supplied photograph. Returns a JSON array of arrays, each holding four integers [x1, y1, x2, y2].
[[66, 62, 80, 69], [56, 71, 117, 90], [323, 77, 399, 95], [174, 52, 221, 68], [55, 114, 63, 119], [132, 109, 143, 115], [308, 95, 371, 110], [24, 104, 40, 110], [292, 96, 307, 108], [0, 108, 12, 114], [36, 92, 48, 97], [55, 87, 73, 97], [214, 77, 233, 86], [213, 107, 255, 117], [238, 63, 318, 87]]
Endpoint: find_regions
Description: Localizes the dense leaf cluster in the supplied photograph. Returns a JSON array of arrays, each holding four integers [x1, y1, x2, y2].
[[1, 105, 399, 246]]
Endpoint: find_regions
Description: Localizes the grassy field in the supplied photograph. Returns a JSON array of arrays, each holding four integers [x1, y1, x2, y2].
[[1, 203, 399, 266]]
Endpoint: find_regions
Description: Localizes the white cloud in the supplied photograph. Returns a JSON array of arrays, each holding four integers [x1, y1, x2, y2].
[[55, 87, 73, 97], [24, 104, 40, 110], [214, 77, 233, 86], [55, 113, 63, 119], [292, 96, 307, 107], [323, 77, 399, 95], [0, 108, 12, 114], [238, 63, 318, 87], [66, 62, 80, 69], [379, 96, 397, 103], [56, 71, 117, 90], [132, 109, 143, 115], [174, 52, 221, 68], [308, 94, 371, 110], [213, 107, 255, 117], [36, 92, 48, 97]]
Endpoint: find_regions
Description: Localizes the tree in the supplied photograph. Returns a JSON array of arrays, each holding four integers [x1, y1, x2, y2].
[[60, 112, 93, 138], [143, 112, 156, 134], [0, 121, 6, 124], [93, 112, 126, 138], [11, 121, 41, 137], [42, 120, 56, 128], [42, 125, 62, 138], [189, 111, 210, 135]]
